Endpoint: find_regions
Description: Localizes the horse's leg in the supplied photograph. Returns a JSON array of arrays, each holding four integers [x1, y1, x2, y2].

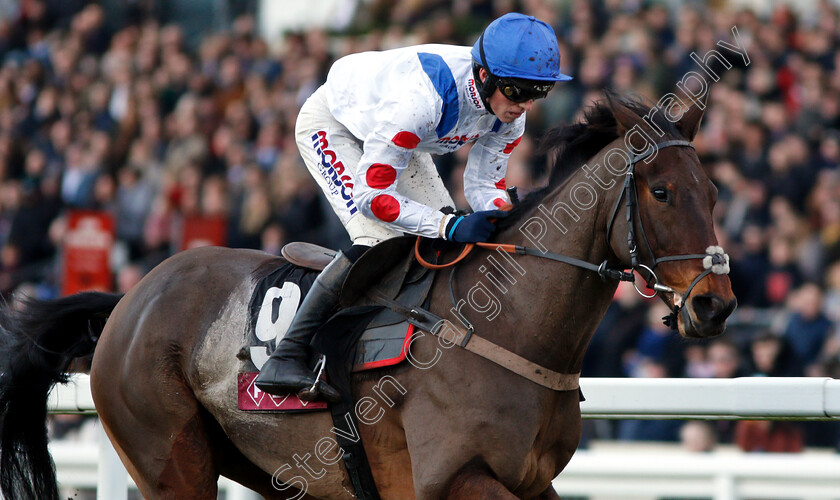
[[208, 417, 318, 500], [444, 465, 519, 500], [445, 469, 561, 500], [93, 376, 220, 499], [92, 289, 222, 498], [95, 320, 316, 500], [104, 411, 313, 500], [535, 485, 562, 499], [396, 328, 582, 500]]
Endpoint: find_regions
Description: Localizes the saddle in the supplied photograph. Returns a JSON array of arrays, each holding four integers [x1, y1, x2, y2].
[[330, 236, 439, 371], [239, 236, 440, 412], [280, 237, 427, 309], [280, 242, 335, 271]]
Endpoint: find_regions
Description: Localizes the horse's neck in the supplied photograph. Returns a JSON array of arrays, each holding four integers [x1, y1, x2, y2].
[[500, 176, 618, 260], [456, 153, 623, 375]]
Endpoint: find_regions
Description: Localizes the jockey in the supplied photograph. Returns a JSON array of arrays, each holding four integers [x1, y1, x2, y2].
[[255, 13, 572, 401]]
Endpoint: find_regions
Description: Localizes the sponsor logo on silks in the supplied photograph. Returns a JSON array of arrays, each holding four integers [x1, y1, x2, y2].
[[466, 79, 483, 110], [435, 133, 480, 149], [312, 131, 357, 216]]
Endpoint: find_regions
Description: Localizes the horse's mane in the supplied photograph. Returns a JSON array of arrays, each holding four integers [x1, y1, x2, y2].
[[497, 91, 682, 230]]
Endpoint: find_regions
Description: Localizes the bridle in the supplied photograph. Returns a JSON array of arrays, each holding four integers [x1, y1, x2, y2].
[[604, 139, 730, 325], [394, 138, 731, 395], [416, 139, 730, 329]]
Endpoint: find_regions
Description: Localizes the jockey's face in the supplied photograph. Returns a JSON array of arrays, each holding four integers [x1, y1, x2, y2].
[[479, 68, 535, 123]]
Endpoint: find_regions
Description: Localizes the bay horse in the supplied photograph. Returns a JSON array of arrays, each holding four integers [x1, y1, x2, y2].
[[0, 92, 735, 499]]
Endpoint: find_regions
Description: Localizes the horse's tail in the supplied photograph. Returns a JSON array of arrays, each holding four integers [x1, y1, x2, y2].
[[0, 291, 123, 500]]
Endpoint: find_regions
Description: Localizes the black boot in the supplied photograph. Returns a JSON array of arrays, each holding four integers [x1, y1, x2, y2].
[[254, 251, 353, 402]]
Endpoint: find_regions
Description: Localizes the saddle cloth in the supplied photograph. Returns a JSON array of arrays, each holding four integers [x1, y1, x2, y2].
[[238, 239, 435, 412]]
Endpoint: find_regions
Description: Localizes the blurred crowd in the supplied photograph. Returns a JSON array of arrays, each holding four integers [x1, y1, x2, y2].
[[4, 0, 840, 451]]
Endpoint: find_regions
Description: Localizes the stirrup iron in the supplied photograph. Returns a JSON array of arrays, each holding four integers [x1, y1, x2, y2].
[[298, 354, 328, 402]]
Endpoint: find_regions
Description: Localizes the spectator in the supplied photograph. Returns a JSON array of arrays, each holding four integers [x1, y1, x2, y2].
[[747, 330, 803, 377], [705, 338, 748, 443], [783, 283, 833, 368], [735, 419, 804, 453], [707, 338, 746, 379], [582, 281, 648, 378], [680, 421, 717, 452], [624, 301, 688, 378]]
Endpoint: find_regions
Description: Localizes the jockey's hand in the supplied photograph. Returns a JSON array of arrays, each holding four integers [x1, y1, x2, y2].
[[446, 209, 510, 243]]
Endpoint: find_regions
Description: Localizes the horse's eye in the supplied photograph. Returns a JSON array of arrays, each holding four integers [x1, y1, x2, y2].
[[651, 187, 669, 203]]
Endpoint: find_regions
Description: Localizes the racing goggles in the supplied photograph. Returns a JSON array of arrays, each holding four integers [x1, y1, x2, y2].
[[496, 78, 554, 103]]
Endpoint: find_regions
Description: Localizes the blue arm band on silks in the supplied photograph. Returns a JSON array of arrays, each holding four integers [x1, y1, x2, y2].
[[448, 216, 465, 241]]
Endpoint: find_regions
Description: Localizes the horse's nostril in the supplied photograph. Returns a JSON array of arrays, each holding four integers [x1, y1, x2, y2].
[[691, 294, 733, 323]]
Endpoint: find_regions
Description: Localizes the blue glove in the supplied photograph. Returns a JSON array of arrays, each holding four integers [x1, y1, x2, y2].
[[446, 209, 510, 243]]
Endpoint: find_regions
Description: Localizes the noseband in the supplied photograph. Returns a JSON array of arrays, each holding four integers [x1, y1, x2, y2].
[[605, 139, 730, 327]]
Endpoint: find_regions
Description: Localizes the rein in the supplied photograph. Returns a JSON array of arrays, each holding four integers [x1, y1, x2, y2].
[[415, 139, 730, 326], [398, 139, 731, 392]]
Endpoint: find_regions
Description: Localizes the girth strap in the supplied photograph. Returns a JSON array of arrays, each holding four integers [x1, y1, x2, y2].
[[367, 291, 580, 392]]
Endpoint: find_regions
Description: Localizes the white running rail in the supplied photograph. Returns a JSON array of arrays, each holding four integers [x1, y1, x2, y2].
[[49, 375, 840, 419], [47, 375, 840, 499], [553, 443, 840, 500]]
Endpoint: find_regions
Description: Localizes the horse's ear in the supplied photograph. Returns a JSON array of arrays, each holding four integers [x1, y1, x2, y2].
[[606, 93, 645, 137], [674, 87, 709, 141]]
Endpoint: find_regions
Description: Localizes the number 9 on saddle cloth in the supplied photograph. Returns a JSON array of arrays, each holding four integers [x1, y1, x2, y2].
[[241, 237, 436, 412]]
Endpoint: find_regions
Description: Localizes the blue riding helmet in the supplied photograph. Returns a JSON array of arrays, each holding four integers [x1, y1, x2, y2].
[[471, 13, 572, 111], [471, 12, 572, 82]]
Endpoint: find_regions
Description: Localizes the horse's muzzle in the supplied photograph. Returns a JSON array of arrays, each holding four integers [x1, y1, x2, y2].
[[679, 293, 737, 338]]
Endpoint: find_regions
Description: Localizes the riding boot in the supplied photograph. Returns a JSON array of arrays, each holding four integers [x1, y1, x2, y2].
[[254, 251, 353, 402]]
